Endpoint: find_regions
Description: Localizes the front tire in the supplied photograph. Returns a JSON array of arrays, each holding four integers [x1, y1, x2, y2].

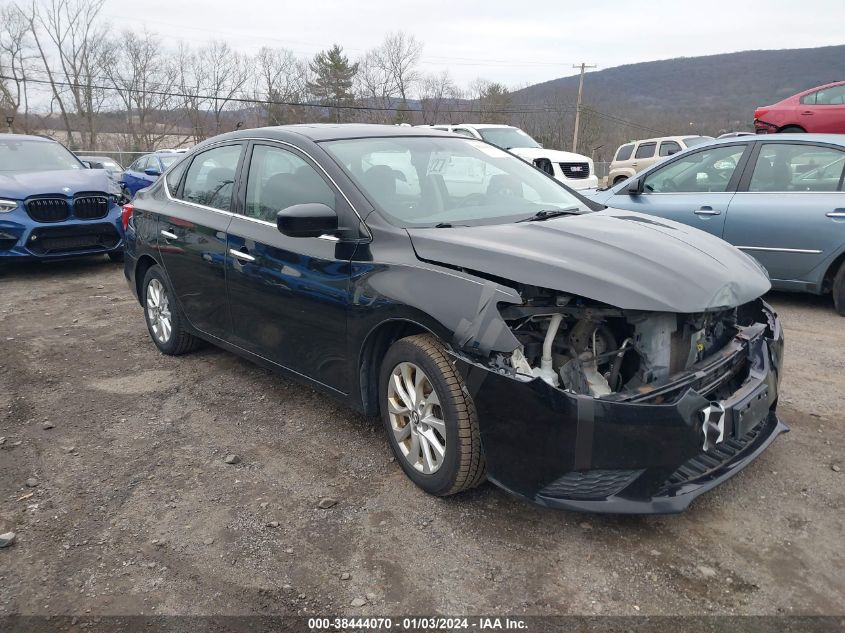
[[833, 261, 845, 316], [142, 265, 201, 355], [379, 334, 485, 496], [613, 175, 628, 185]]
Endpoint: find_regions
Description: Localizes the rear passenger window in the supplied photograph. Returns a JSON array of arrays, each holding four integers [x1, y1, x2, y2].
[[165, 159, 188, 194], [659, 141, 681, 157], [615, 144, 634, 161], [635, 142, 656, 159], [749, 144, 845, 192], [244, 144, 335, 223], [180, 145, 242, 211]]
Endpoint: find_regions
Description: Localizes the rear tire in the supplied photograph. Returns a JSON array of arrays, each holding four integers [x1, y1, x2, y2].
[[613, 175, 628, 185], [379, 334, 485, 496], [832, 261, 845, 316], [107, 251, 124, 263], [779, 125, 805, 133], [142, 265, 201, 355]]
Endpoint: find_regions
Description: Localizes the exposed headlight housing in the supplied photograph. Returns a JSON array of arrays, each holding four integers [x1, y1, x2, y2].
[[0, 199, 18, 213]]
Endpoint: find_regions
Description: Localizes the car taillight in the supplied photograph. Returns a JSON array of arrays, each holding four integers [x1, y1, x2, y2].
[[121, 203, 134, 231], [754, 108, 769, 119]]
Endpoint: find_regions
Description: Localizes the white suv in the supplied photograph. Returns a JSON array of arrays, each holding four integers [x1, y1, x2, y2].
[[608, 135, 713, 185], [419, 124, 599, 190]]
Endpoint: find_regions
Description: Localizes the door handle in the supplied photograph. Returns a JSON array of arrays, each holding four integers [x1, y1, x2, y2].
[[826, 209, 845, 219], [801, 111, 814, 115], [229, 248, 256, 262], [160, 229, 178, 240], [694, 206, 721, 216]]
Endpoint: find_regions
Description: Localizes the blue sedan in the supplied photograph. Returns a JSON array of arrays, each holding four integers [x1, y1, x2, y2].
[[584, 134, 845, 314], [120, 152, 183, 198], [0, 133, 124, 262]]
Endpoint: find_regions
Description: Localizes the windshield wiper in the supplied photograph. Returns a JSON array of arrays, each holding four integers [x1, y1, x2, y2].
[[515, 207, 580, 223]]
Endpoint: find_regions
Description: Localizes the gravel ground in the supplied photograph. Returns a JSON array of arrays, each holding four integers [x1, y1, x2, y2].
[[0, 257, 842, 617]]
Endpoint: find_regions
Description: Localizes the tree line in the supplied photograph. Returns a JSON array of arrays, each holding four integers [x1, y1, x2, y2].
[[0, 0, 647, 158]]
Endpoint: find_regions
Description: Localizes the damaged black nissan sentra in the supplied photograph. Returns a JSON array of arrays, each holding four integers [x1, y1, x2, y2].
[[123, 124, 786, 514]]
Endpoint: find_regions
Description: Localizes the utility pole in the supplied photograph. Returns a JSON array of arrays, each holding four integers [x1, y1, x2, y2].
[[572, 63, 597, 153]]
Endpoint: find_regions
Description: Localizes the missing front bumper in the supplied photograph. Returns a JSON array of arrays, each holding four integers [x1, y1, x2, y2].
[[452, 301, 786, 514]]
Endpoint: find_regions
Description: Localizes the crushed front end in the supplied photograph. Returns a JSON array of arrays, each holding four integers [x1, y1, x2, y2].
[[451, 288, 787, 514]]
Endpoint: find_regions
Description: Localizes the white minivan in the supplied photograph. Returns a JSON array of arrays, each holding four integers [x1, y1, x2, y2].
[[608, 135, 713, 185]]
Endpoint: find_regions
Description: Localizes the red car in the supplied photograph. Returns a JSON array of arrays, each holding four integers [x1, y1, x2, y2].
[[754, 80, 845, 134]]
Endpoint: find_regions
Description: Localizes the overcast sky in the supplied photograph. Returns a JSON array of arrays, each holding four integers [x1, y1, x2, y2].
[[99, 0, 845, 88]]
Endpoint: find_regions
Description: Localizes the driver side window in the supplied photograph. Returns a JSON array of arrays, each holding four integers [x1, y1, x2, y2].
[[245, 144, 336, 223], [643, 145, 746, 193]]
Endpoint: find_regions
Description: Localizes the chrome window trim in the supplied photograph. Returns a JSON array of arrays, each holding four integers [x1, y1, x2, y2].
[[161, 137, 369, 238], [737, 246, 822, 254]]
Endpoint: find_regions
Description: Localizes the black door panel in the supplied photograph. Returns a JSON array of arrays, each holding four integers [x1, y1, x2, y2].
[[226, 220, 351, 392]]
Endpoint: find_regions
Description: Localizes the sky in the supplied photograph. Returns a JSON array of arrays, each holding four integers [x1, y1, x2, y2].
[[97, 0, 845, 89]]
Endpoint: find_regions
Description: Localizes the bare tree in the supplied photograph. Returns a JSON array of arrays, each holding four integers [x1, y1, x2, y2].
[[419, 70, 456, 124], [104, 29, 180, 149], [26, 0, 113, 147], [357, 32, 422, 123], [199, 41, 249, 136], [253, 46, 310, 125], [0, 5, 35, 132]]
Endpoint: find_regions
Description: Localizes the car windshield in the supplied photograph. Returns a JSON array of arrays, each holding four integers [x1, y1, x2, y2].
[[683, 136, 714, 148], [322, 136, 585, 227], [477, 127, 541, 150], [0, 138, 84, 172], [158, 155, 180, 168]]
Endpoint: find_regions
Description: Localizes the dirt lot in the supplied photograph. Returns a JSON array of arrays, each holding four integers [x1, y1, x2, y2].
[[0, 257, 843, 617]]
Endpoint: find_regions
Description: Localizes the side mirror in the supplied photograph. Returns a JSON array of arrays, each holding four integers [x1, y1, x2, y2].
[[627, 178, 643, 195], [144, 168, 161, 177], [276, 203, 338, 238]]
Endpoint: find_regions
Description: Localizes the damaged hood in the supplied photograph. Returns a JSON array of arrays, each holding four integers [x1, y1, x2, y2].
[[407, 209, 771, 313]]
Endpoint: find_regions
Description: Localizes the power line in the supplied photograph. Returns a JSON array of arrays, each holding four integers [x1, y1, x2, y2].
[[2, 73, 667, 135]]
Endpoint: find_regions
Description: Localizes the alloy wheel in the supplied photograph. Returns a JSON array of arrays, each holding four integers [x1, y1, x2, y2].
[[146, 278, 172, 344], [387, 361, 447, 474]]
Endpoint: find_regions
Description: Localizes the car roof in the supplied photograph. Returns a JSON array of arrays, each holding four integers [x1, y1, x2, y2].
[[701, 133, 845, 147], [619, 135, 712, 146], [221, 123, 458, 143], [455, 123, 513, 130], [0, 133, 56, 143]]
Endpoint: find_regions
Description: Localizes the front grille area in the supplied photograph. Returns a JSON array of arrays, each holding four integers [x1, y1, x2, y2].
[[26, 197, 69, 222], [27, 223, 120, 255], [559, 162, 590, 179], [658, 420, 766, 494], [74, 195, 109, 219], [538, 469, 643, 500]]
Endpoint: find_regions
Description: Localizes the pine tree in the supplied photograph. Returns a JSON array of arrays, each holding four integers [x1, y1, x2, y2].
[[306, 44, 359, 123]]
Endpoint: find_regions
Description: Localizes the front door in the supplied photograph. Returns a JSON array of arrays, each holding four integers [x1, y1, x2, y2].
[[607, 143, 750, 238], [225, 142, 354, 393], [157, 142, 244, 339], [723, 141, 845, 283]]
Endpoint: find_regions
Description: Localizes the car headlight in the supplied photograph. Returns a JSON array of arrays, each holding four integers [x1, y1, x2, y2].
[[0, 199, 18, 213]]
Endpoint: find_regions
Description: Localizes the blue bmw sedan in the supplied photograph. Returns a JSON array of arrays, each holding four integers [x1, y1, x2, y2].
[[0, 134, 124, 262], [584, 134, 845, 314]]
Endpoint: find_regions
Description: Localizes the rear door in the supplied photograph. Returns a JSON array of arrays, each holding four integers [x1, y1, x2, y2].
[[605, 143, 750, 237], [723, 141, 845, 283], [803, 84, 845, 133], [225, 141, 356, 393], [157, 142, 245, 340]]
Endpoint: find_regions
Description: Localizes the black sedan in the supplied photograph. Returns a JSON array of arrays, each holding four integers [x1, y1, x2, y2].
[[123, 124, 786, 514]]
